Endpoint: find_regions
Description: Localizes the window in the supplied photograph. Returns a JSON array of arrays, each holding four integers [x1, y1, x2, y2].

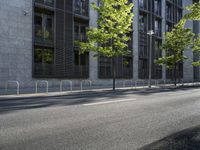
[[74, 51, 88, 66], [73, 51, 89, 78], [123, 57, 132, 78], [178, 9, 182, 21], [139, 44, 148, 58], [166, 3, 172, 20], [34, 11, 54, 42], [74, 22, 87, 42], [34, 47, 54, 64], [35, 13, 43, 39], [154, 40, 162, 59], [34, 47, 54, 76], [139, 14, 147, 32], [178, 0, 182, 7], [123, 57, 132, 68], [154, 0, 161, 15], [139, 0, 147, 10], [74, 0, 89, 16], [99, 57, 112, 78], [139, 59, 148, 79], [155, 19, 161, 37], [166, 23, 172, 32]]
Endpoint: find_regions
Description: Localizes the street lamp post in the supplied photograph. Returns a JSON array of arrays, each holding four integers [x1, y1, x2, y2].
[[147, 30, 154, 88]]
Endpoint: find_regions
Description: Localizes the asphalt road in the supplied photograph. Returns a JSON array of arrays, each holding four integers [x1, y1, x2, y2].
[[0, 87, 200, 150]]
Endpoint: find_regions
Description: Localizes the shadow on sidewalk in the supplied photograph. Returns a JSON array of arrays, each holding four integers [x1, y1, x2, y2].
[[139, 125, 200, 150]]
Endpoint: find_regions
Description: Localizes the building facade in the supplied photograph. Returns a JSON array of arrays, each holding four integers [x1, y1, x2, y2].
[[0, 0, 199, 88]]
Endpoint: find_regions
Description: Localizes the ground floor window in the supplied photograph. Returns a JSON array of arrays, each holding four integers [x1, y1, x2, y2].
[[98, 56, 133, 79], [99, 56, 112, 78], [73, 51, 89, 78], [139, 59, 148, 79], [34, 47, 54, 77]]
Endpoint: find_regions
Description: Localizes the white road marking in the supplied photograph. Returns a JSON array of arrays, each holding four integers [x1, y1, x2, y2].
[[168, 92, 187, 96], [168, 90, 200, 96], [83, 98, 136, 106]]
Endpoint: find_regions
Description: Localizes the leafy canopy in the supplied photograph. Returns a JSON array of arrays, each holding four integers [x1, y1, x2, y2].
[[183, 1, 200, 66], [156, 19, 194, 69], [192, 34, 200, 66], [184, 0, 200, 21], [79, 0, 134, 58]]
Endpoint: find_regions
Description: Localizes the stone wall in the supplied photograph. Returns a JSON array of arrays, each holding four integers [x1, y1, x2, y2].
[[0, 0, 32, 86]]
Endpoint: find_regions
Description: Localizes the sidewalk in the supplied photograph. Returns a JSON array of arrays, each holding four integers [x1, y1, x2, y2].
[[0, 84, 159, 100], [0, 82, 199, 100]]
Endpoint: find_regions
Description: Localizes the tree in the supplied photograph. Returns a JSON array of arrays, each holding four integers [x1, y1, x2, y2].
[[184, 1, 200, 67], [156, 19, 194, 86], [79, 0, 134, 91], [192, 34, 200, 66], [184, 0, 200, 21]]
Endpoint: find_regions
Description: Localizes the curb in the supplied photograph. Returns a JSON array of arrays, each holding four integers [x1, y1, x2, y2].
[[0, 85, 199, 101]]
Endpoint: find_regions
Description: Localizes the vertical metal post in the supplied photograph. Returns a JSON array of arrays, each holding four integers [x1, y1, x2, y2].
[[149, 35, 152, 88], [46, 82, 48, 93], [81, 82, 83, 91], [147, 30, 154, 88], [112, 57, 116, 91], [70, 82, 72, 91], [135, 80, 137, 89], [35, 82, 38, 93], [60, 82, 62, 92], [16, 82, 19, 95]]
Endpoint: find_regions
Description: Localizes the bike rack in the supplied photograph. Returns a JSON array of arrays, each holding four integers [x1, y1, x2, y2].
[[194, 80, 200, 86], [141, 80, 145, 88], [179, 79, 184, 86], [133, 80, 137, 89], [135, 80, 145, 88], [35, 80, 48, 93], [123, 80, 133, 88], [163, 80, 166, 85], [156, 80, 160, 86], [60, 80, 72, 92], [5, 80, 20, 95], [80, 80, 92, 91], [153, 80, 158, 86]]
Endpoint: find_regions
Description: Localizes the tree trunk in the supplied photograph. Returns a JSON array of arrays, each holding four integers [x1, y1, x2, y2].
[[112, 57, 116, 91], [174, 63, 177, 87], [178, 64, 181, 84]]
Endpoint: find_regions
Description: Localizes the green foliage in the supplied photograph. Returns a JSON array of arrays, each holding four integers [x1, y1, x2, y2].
[[184, 0, 200, 21], [79, 0, 134, 58], [156, 19, 194, 69], [192, 34, 200, 66], [183, 1, 200, 66], [157, 0, 200, 68]]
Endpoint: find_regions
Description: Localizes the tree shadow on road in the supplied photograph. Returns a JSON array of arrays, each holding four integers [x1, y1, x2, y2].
[[139, 125, 200, 150], [132, 86, 200, 96], [0, 90, 135, 114], [0, 87, 199, 114]]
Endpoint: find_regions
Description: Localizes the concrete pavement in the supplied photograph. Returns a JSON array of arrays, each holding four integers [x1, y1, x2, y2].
[[0, 87, 200, 149]]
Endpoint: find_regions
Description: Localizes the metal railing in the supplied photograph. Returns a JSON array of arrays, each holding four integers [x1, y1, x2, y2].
[[5, 80, 20, 95], [123, 80, 133, 88], [35, 80, 48, 93], [3, 79, 200, 96], [60, 80, 73, 92], [152, 80, 159, 86], [80, 80, 92, 91]]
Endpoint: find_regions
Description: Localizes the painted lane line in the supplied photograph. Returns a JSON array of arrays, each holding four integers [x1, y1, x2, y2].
[[83, 98, 136, 106], [168, 91, 200, 96]]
